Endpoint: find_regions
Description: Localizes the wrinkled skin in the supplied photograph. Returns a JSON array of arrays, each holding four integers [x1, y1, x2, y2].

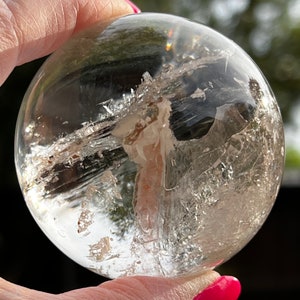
[[0, 272, 220, 300]]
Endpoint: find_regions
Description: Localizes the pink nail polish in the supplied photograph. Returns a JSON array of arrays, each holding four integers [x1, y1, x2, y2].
[[124, 0, 141, 13], [193, 276, 241, 300]]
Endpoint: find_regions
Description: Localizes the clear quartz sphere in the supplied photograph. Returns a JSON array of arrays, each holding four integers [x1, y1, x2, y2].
[[15, 13, 285, 279]]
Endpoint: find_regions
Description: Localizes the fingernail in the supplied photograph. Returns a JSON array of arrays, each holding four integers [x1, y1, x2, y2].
[[193, 276, 241, 300], [124, 0, 141, 13]]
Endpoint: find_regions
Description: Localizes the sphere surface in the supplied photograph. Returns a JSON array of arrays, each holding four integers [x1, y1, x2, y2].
[[15, 13, 285, 278]]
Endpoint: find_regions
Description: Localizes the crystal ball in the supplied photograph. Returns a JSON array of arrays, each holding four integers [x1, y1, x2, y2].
[[15, 13, 285, 278]]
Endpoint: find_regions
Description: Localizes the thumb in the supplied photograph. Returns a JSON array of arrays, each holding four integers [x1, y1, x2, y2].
[[0, 0, 135, 85]]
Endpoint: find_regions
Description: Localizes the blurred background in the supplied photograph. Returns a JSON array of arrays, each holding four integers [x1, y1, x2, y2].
[[0, 0, 299, 299]]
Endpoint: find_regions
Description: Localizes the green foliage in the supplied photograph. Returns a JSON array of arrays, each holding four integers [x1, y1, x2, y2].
[[285, 147, 300, 168]]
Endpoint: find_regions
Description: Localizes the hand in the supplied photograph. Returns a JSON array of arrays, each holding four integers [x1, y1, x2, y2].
[[0, 0, 241, 299]]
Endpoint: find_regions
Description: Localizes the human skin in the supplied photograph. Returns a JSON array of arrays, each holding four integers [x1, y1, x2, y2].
[[0, 0, 135, 85], [0, 272, 221, 300], [0, 1, 241, 299]]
